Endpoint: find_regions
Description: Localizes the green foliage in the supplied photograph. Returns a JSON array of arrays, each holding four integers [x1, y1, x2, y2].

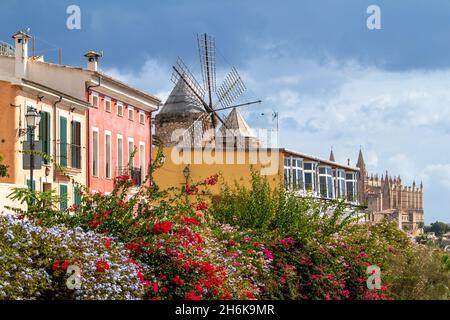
[[425, 221, 450, 237], [0, 154, 8, 178], [3, 147, 450, 300], [212, 170, 360, 240], [383, 246, 450, 300]]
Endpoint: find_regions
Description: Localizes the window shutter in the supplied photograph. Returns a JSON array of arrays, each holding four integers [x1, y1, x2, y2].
[[74, 187, 82, 205], [60, 184, 68, 209], [59, 116, 67, 167]]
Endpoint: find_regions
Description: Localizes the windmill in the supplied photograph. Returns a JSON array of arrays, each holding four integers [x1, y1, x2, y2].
[[170, 33, 261, 146]]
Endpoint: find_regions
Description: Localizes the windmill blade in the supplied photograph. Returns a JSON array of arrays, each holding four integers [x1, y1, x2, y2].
[[198, 33, 216, 102], [215, 67, 246, 109], [172, 61, 227, 129], [171, 57, 206, 107]]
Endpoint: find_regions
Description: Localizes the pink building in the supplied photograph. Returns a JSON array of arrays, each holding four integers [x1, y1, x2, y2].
[[84, 52, 160, 194]]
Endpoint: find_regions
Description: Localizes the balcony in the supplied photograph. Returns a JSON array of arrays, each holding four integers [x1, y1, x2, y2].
[[116, 166, 142, 187], [0, 41, 14, 57], [56, 143, 82, 172]]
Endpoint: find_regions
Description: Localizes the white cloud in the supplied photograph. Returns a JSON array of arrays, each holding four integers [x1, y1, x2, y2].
[[101, 53, 450, 223], [102, 58, 173, 103]]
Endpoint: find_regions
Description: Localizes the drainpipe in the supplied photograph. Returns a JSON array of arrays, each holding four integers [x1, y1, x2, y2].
[[85, 75, 101, 189]]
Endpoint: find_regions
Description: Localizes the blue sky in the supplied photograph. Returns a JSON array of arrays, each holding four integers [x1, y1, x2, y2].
[[1, 0, 450, 223]]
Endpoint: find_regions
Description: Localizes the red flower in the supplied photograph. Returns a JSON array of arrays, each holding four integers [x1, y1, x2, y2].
[[115, 175, 130, 183], [152, 282, 159, 293], [244, 292, 255, 299], [184, 291, 202, 300], [37, 219, 43, 225], [153, 221, 173, 234], [195, 284, 204, 294], [61, 260, 70, 271], [161, 287, 167, 294], [103, 237, 112, 250], [204, 174, 219, 186], [185, 184, 199, 195], [96, 260, 110, 272], [182, 217, 200, 225], [195, 201, 208, 211], [172, 275, 183, 286], [88, 218, 102, 229], [68, 204, 79, 212], [52, 260, 60, 271], [359, 251, 368, 258]]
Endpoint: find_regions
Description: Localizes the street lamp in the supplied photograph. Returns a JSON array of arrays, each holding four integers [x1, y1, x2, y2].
[[183, 166, 190, 185], [25, 107, 41, 191]]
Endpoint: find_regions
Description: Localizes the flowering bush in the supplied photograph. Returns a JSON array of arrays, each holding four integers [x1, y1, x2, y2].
[[0, 214, 144, 300], [5, 147, 449, 300]]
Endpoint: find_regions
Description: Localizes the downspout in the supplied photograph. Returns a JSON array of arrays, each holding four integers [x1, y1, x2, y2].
[[85, 75, 101, 189], [53, 96, 62, 182]]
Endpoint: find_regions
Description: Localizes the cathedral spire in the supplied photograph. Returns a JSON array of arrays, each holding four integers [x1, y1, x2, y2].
[[356, 146, 365, 169], [329, 146, 335, 162]]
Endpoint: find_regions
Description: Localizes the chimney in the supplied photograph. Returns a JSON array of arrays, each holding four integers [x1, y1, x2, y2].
[[84, 51, 102, 72], [12, 31, 30, 79]]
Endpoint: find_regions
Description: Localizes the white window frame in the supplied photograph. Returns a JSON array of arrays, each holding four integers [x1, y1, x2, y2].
[[318, 165, 334, 199], [105, 96, 112, 113], [91, 92, 99, 108], [128, 105, 134, 121], [92, 127, 99, 177], [345, 172, 358, 203], [139, 142, 145, 181], [139, 110, 145, 124], [333, 169, 346, 199], [303, 161, 317, 194], [117, 101, 123, 117], [128, 137, 135, 166], [105, 130, 112, 179], [117, 134, 124, 170]]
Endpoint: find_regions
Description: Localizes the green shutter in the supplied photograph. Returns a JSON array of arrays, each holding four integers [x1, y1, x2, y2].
[[71, 121, 81, 169], [74, 187, 82, 205], [60, 184, 68, 210], [40, 112, 50, 164], [59, 116, 67, 167]]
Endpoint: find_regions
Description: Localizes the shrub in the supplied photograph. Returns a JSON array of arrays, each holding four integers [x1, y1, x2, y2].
[[0, 214, 144, 300]]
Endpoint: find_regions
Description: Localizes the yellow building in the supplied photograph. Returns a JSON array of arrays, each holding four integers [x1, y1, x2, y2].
[[0, 32, 89, 209], [153, 146, 360, 204]]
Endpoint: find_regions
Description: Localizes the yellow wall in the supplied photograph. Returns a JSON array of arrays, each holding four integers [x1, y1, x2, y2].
[[152, 147, 284, 195]]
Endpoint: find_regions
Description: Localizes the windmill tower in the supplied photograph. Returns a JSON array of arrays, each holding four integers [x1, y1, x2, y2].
[[155, 33, 261, 147]]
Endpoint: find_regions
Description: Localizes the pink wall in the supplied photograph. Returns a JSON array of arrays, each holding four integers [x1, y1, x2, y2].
[[87, 91, 152, 193]]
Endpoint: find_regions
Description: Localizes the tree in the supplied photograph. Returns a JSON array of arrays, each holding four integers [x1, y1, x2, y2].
[[428, 221, 449, 237]]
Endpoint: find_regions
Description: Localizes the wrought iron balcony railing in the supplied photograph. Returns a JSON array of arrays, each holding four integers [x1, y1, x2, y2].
[[116, 166, 142, 187]]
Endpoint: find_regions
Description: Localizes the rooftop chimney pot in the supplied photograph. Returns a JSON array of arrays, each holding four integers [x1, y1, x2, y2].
[[84, 51, 102, 72]]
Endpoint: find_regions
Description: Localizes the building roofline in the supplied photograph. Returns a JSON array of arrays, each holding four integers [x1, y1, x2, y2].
[[94, 71, 161, 106], [28, 60, 161, 108], [20, 78, 90, 109], [281, 148, 360, 171]]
